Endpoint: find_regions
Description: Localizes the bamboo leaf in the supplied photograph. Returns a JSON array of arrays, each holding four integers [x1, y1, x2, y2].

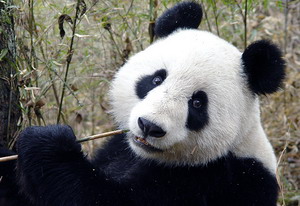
[[58, 14, 73, 39], [79, 0, 87, 17], [0, 49, 8, 61]]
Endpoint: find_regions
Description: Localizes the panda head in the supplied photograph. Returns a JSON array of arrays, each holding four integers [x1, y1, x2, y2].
[[110, 2, 285, 167]]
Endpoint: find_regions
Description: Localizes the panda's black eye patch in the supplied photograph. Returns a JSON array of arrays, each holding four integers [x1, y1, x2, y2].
[[186, 91, 209, 131], [136, 69, 167, 99]]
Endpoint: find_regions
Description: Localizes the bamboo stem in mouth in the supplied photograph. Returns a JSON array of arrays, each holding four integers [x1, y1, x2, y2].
[[0, 129, 129, 163], [0, 154, 18, 162]]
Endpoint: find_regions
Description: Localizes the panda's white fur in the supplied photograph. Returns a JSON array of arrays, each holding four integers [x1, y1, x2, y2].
[[110, 29, 277, 173]]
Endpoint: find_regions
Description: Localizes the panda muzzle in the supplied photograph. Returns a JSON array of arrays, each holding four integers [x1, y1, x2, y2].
[[133, 136, 163, 152]]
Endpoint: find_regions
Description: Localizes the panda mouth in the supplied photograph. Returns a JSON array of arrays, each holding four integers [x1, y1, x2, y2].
[[133, 136, 163, 152]]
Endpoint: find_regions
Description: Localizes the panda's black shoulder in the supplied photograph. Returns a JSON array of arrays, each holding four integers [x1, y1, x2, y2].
[[207, 153, 279, 205]]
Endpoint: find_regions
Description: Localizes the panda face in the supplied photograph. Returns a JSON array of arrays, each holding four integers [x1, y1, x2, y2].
[[110, 30, 258, 166]]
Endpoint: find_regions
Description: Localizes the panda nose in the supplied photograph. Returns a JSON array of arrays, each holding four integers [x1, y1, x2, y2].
[[138, 117, 166, 138]]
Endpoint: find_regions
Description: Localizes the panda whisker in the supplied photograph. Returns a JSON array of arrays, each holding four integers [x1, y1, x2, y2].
[[190, 145, 198, 155]]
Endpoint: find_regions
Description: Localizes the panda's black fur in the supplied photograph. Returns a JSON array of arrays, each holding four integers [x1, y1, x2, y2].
[[154, 1, 202, 38], [242, 40, 286, 95], [10, 125, 277, 206], [0, 148, 33, 206], [0, 1, 285, 206]]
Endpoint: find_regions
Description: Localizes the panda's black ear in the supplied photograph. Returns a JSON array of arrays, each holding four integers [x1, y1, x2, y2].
[[154, 1, 202, 38], [242, 40, 286, 95]]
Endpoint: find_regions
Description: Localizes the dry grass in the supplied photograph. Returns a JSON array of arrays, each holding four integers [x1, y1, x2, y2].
[[13, 0, 299, 204]]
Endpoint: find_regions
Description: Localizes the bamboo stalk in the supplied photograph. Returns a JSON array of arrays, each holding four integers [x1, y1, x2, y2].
[[211, 0, 220, 36], [0, 154, 18, 162], [57, 0, 82, 124], [0, 129, 128, 163], [76, 129, 128, 143], [243, 0, 248, 50]]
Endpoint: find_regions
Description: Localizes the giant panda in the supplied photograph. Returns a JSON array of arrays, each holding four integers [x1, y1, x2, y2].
[[14, 1, 285, 206]]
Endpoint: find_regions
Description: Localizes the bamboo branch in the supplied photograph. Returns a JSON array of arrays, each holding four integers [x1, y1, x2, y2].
[[234, 0, 248, 49], [0, 129, 129, 162], [57, 0, 81, 124], [243, 0, 248, 49], [211, 0, 220, 36], [0, 154, 18, 162], [6, 74, 13, 145], [200, 1, 212, 33], [283, 0, 288, 54]]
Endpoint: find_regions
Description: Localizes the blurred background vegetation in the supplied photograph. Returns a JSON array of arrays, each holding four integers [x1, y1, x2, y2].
[[3, 0, 300, 205]]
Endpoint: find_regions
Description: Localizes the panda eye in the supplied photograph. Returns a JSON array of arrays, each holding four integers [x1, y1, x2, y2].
[[136, 69, 167, 99], [187, 91, 209, 131], [152, 76, 163, 85], [192, 99, 202, 108]]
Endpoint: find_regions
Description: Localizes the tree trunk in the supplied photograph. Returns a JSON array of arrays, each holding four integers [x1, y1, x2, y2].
[[0, 0, 21, 148]]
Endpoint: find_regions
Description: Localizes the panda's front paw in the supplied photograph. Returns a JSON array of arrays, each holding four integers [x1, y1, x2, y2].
[[17, 125, 82, 163], [16, 125, 87, 204]]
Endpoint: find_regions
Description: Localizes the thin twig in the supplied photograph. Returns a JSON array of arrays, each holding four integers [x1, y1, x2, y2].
[[0, 129, 129, 162], [120, 15, 144, 51], [211, 0, 220, 36], [234, 0, 247, 49], [234, 0, 245, 20], [49, 65, 82, 107], [126, 0, 134, 15], [6, 75, 13, 145], [149, 0, 158, 43], [76, 129, 128, 143], [200, 1, 212, 32], [284, 0, 289, 54], [108, 29, 124, 63], [28, 108, 32, 126], [29, 0, 34, 70], [230, 6, 237, 33], [29, 0, 38, 87], [0, 154, 18, 162], [35, 24, 61, 110], [57, 0, 81, 124], [244, 0, 248, 49], [276, 131, 290, 206]]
